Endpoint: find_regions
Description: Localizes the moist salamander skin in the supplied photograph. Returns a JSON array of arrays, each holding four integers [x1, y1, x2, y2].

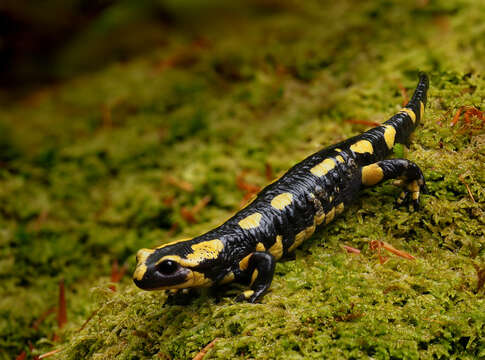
[[133, 74, 429, 303]]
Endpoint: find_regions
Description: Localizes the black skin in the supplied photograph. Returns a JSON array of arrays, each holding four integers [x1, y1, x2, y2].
[[134, 74, 429, 303]]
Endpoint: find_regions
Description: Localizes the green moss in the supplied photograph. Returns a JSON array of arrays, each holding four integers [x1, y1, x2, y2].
[[1, 0, 484, 359]]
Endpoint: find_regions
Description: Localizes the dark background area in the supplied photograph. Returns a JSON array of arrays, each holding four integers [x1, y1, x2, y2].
[[0, 0, 176, 97], [0, 0, 281, 100]]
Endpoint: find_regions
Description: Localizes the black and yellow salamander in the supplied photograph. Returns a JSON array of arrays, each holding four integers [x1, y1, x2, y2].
[[133, 73, 429, 303]]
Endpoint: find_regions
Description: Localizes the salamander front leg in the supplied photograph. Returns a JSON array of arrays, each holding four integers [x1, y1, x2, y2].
[[361, 159, 428, 210], [235, 252, 276, 303]]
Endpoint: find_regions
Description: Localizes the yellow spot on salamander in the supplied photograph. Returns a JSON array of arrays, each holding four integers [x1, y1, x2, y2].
[[420, 101, 425, 120], [270, 192, 293, 210], [412, 191, 420, 201], [186, 239, 224, 262], [335, 202, 344, 215], [350, 140, 374, 154], [133, 248, 155, 280], [336, 155, 345, 163], [335, 148, 342, 152], [325, 207, 335, 224], [133, 263, 147, 281], [243, 290, 254, 299], [269, 235, 283, 260], [188, 271, 212, 288], [383, 125, 396, 149], [407, 180, 420, 192], [310, 158, 336, 177], [288, 217, 317, 253], [220, 272, 235, 284], [136, 248, 155, 263], [305, 219, 316, 237], [288, 229, 306, 252], [250, 269, 259, 286], [361, 163, 384, 186], [239, 253, 252, 270], [256, 242, 265, 251], [315, 212, 325, 225], [399, 108, 416, 123], [239, 213, 262, 229]]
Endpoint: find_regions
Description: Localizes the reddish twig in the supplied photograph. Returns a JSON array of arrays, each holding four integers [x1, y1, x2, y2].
[[58, 280, 67, 330], [458, 175, 476, 202], [334, 312, 365, 322], [370, 240, 416, 262], [181, 196, 212, 224], [79, 308, 100, 332], [162, 196, 175, 206], [343, 245, 361, 254], [192, 338, 219, 360], [38, 349, 61, 359], [381, 241, 415, 260], [109, 260, 128, 291], [451, 106, 484, 127], [451, 107, 463, 126], [181, 208, 197, 224], [15, 351, 27, 360], [236, 172, 261, 194], [31, 307, 56, 330], [236, 171, 261, 208], [192, 196, 212, 214], [167, 176, 194, 192], [370, 240, 389, 264], [265, 163, 274, 181], [397, 81, 409, 106]]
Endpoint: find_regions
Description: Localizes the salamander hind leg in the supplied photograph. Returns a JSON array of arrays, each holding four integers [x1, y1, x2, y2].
[[361, 159, 428, 211], [235, 252, 276, 303]]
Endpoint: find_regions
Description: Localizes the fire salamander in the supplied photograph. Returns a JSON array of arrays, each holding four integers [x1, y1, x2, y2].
[[133, 74, 429, 303]]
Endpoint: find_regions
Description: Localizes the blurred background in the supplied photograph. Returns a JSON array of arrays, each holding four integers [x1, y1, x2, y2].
[[1, 0, 284, 100]]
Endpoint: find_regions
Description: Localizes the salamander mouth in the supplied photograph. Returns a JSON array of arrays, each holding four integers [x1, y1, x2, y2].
[[133, 263, 193, 290]]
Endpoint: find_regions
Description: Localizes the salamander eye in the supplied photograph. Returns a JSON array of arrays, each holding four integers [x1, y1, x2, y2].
[[157, 260, 179, 275]]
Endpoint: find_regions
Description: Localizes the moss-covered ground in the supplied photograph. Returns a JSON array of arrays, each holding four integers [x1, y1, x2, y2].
[[1, 0, 484, 359]]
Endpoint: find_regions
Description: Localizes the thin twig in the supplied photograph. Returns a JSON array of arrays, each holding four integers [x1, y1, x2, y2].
[[343, 245, 361, 254], [58, 280, 67, 329], [459, 175, 475, 202], [192, 338, 219, 360], [370, 240, 415, 261], [39, 349, 61, 359], [79, 308, 100, 332]]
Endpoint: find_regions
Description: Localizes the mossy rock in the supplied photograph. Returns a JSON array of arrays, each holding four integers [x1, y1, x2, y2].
[[1, 0, 484, 359]]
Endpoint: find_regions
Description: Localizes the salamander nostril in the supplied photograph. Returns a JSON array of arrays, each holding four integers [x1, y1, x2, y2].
[[157, 260, 179, 275]]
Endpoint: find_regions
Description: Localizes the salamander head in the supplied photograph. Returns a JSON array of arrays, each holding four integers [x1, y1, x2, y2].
[[133, 238, 224, 290]]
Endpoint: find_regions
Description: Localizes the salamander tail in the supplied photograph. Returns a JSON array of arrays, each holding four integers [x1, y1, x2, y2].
[[407, 72, 429, 126], [382, 73, 429, 145]]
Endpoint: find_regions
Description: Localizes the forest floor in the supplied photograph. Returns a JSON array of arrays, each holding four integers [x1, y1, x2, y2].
[[1, 0, 484, 359]]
